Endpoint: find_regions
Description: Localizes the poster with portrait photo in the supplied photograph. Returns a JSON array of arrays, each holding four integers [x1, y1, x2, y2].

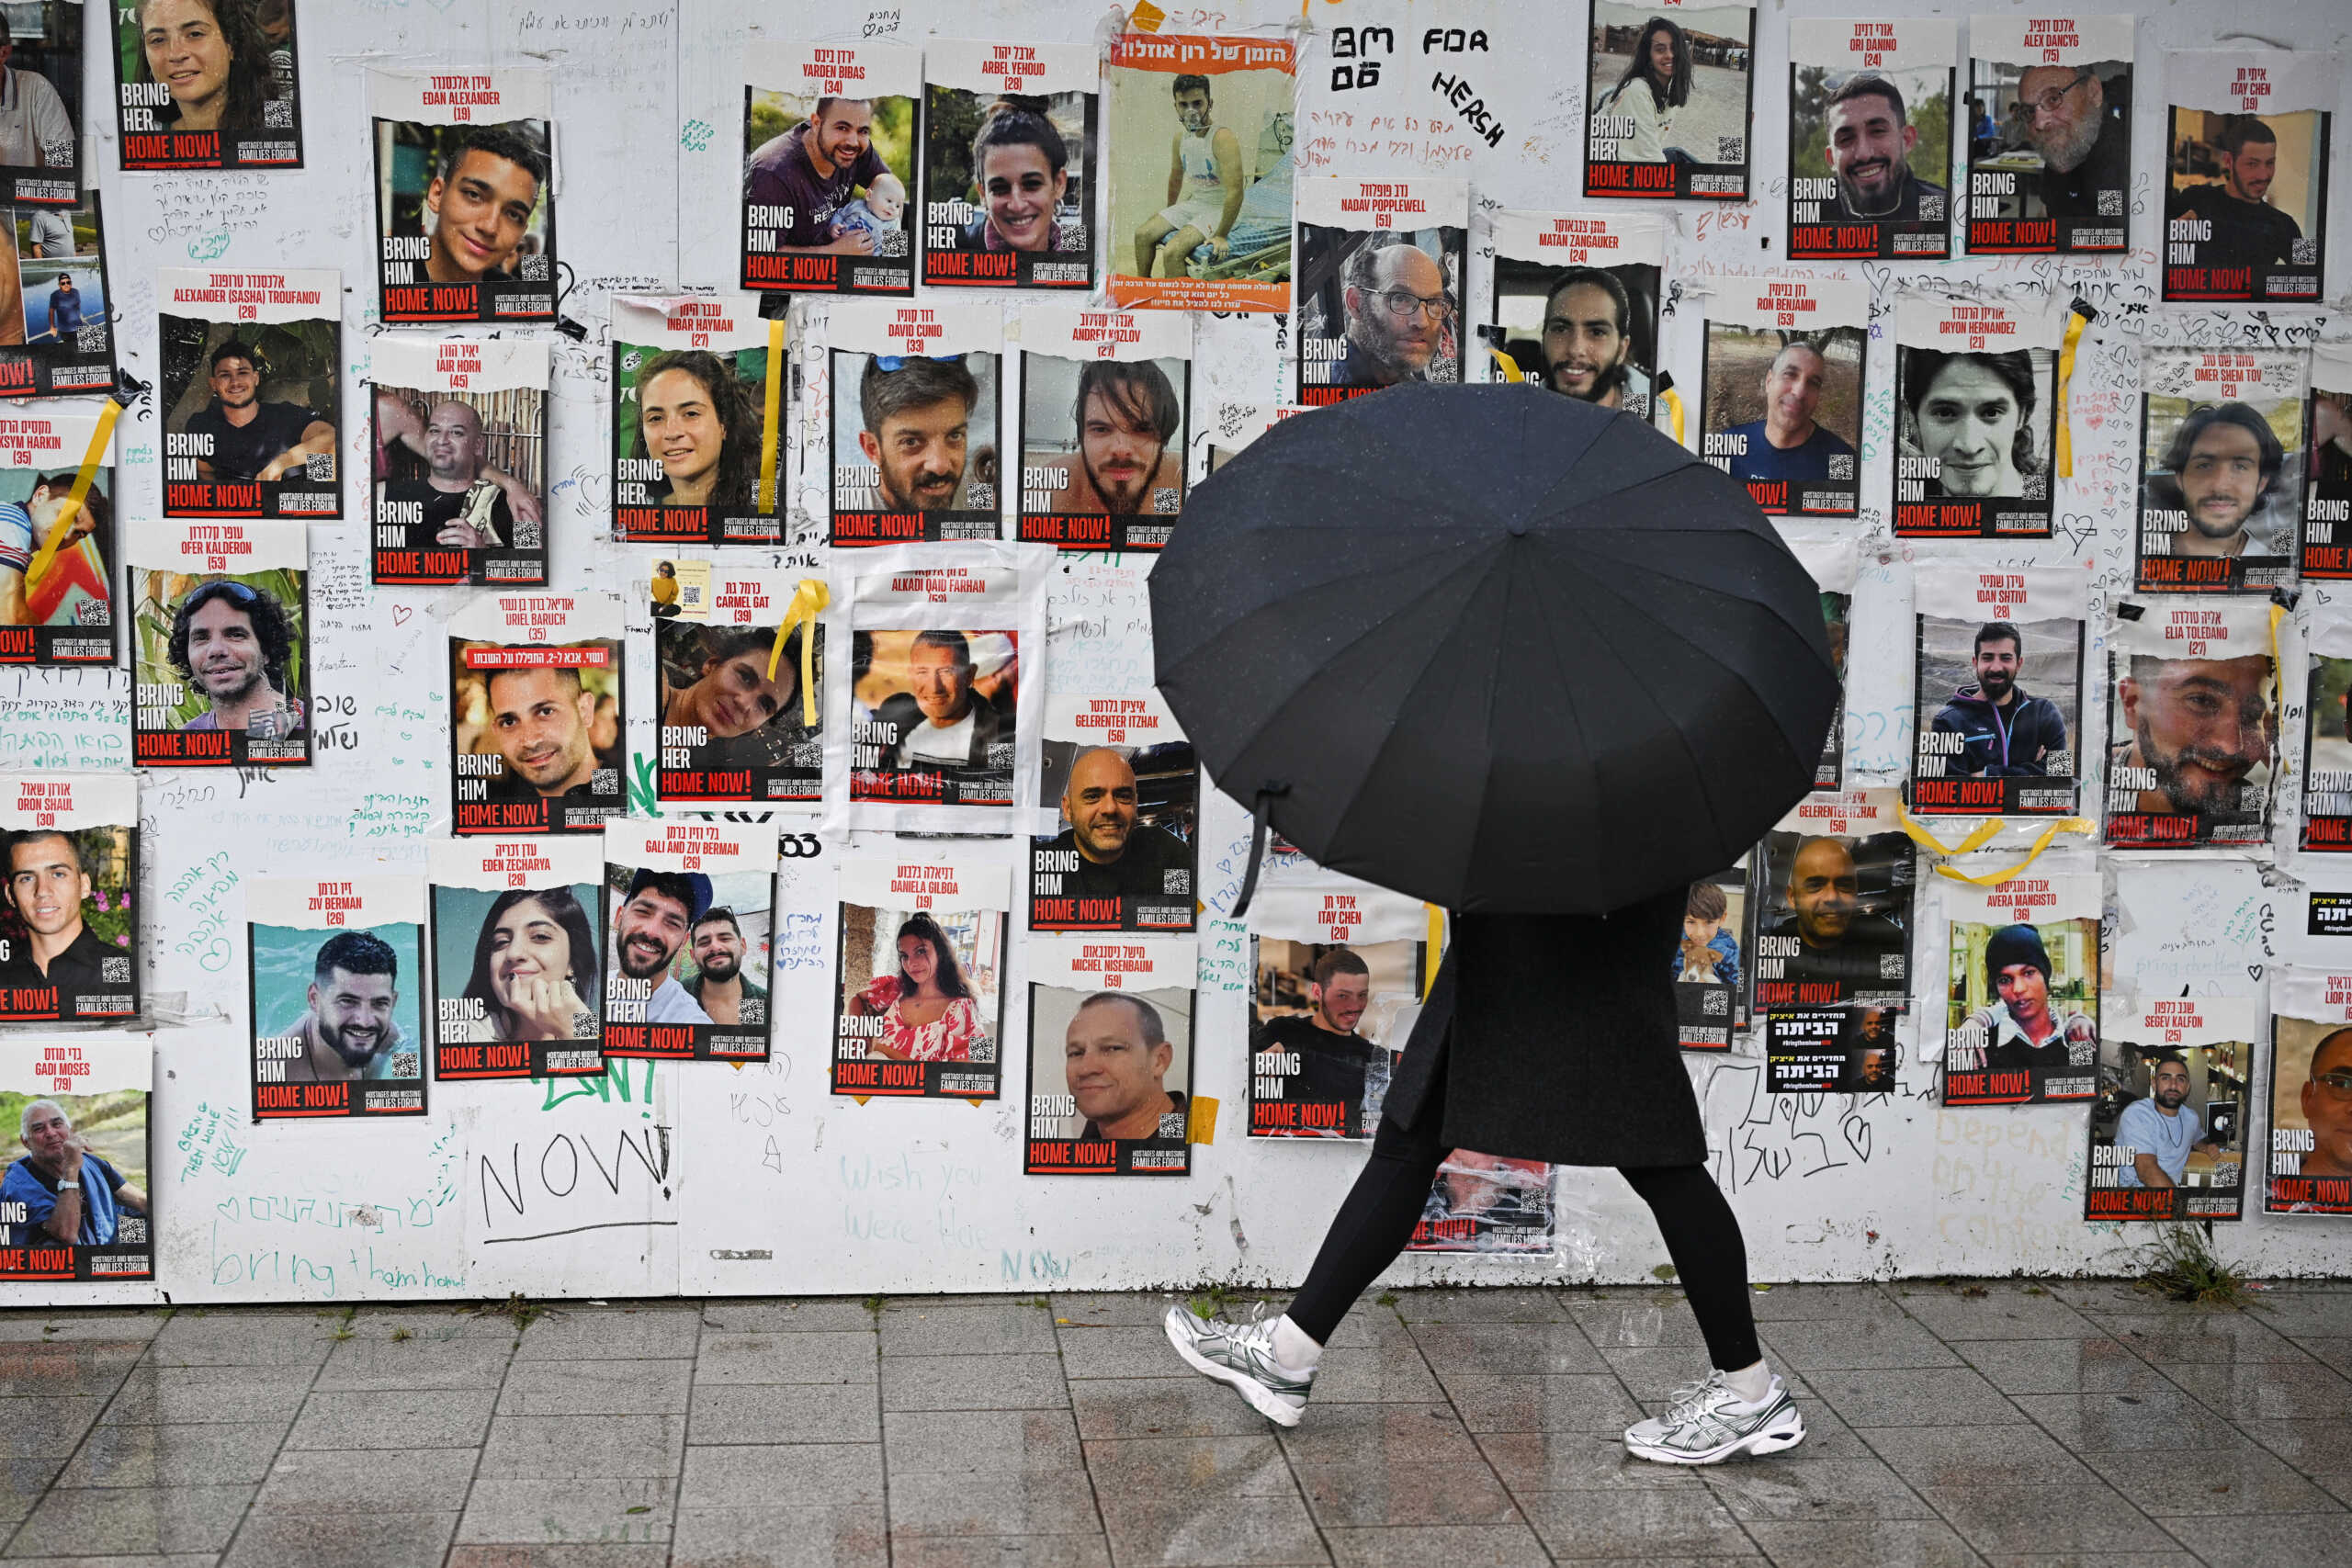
[[447, 592, 625, 837], [1941, 873, 2098, 1106], [1016, 305, 1189, 551], [922, 39, 1096, 291], [1585, 0, 1754, 201], [601, 818, 777, 1063], [0, 194, 113, 400], [1698, 276, 1865, 517], [1190, 400, 1302, 479], [2265, 966, 2352, 1216], [2088, 997, 2250, 1221], [1478, 210, 1662, 417], [741, 39, 920, 298], [126, 516, 308, 769], [1748, 789, 1913, 1012], [0, 3, 82, 205], [1032, 691, 1194, 933], [829, 299, 1001, 547], [0, 775, 136, 1026], [2136, 348, 2302, 594], [2164, 51, 2329, 303], [425, 837, 604, 1082], [2298, 607, 2352, 854], [1766, 1005, 1902, 1094], [1025, 936, 1195, 1175], [157, 267, 338, 521], [1783, 528, 1854, 790], [1246, 885, 1421, 1140], [1105, 31, 1295, 313], [655, 562, 824, 807], [247, 874, 425, 1120], [831, 857, 1007, 1101], [1408, 1152, 1554, 1254], [0, 400, 116, 669], [611, 294, 784, 547], [370, 70, 554, 324], [1909, 563, 2085, 818], [1786, 18, 1954, 260], [1676, 861, 1749, 1050], [2105, 597, 2276, 850], [368, 335, 548, 588], [0, 1037, 150, 1282], [1893, 294, 2060, 538], [1294, 177, 1465, 407], [113, 0, 300, 171], [2306, 345, 2352, 580], [1965, 16, 2132, 255]]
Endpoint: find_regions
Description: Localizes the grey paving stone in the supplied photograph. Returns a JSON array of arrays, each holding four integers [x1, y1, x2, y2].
[[1920, 1481, 2185, 1558], [284, 1388, 497, 1450], [1385, 1289, 1569, 1325], [475, 1414, 687, 1481], [1738, 1517, 1988, 1567], [1561, 1295, 1710, 1350], [2046, 1280, 2190, 1314], [2318, 1470, 2352, 1510], [890, 1539, 1112, 1568], [687, 1381, 878, 1445], [511, 1306, 701, 1362], [0, 1341, 146, 1400], [2293, 1336, 2352, 1376], [1295, 1461, 1521, 1528], [1702, 1455, 1938, 1522], [888, 1469, 1102, 1536], [447, 1547, 671, 1568], [100, 1362, 314, 1426], [2247, 1294, 2352, 1339], [55, 1421, 284, 1488], [456, 1477, 673, 1545], [1517, 1485, 1754, 1558], [2163, 1358, 2352, 1421], [2013, 1388, 2257, 1453], [1054, 1325, 1173, 1381], [2164, 1515, 2352, 1568], [1473, 1431, 1709, 1492], [699, 1299, 879, 1335], [2093, 1310, 2311, 1363], [1406, 1322, 1611, 1376], [1978, 1557, 2199, 1568], [1760, 1315, 1966, 1371], [1438, 1373, 1645, 1434], [0, 1310, 164, 1343], [2240, 1418, 2352, 1470], [6, 1483, 254, 1556], [884, 1409, 1083, 1473], [1600, 1345, 1758, 1403], [1746, 1284, 1901, 1321], [1048, 1294, 1188, 1328], [220, 1508, 459, 1568], [312, 1333, 514, 1392], [879, 1354, 1069, 1413], [1858, 1422, 2100, 1491], [2082, 1442, 2346, 1516], [343, 1307, 520, 1344], [1891, 1286, 2099, 1341], [881, 1303, 1058, 1358], [494, 1358, 692, 1417], [677, 1442, 884, 1508], [1806, 1367, 2030, 1428], [251, 1446, 482, 1513], [1070, 1376, 1272, 1441], [0, 1395, 102, 1458], [1321, 1523, 1552, 1568], [1275, 1404, 1485, 1469], [0, 1555, 220, 1568], [694, 1330, 876, 1385], [1098, 1494, 1331, 1565], [1301, 1348, 1444, 1405], [145, 1310, 341, 1367], [1951, 1337, 2179, 1397], [0, 1457, 62, 1525], [667, 1503, 891, 1567]]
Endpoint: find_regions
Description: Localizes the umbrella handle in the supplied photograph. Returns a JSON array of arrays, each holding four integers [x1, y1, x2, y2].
[[1226, 783, 1288, 921]]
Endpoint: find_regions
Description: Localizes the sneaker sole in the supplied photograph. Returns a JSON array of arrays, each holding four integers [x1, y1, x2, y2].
[[1625, 1411, 1806, 1465], [1161, 1312, 1306, 1428]]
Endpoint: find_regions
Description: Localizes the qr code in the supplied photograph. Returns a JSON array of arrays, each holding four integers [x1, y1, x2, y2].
[[514, 519, 543, 549], [305, 453, 334, 481], [592, 768, 619, 795], [521, 254, 548, 281], [74, 599, 107, 626], [1716, 136, 1744, 162], [1152, 488, 1181, 515], [2024, 473, 2048, 501], [1921, 193, 1945, 222], [2292, 238, 2318, 265], [102, 955, 130, 984], [1879, 954, 1905, 979], [969, 1037, 998, 1064], [1702, 990, 1729, 1017], [75, 325, 107, 353], [741, 998, 768, 1025], [117, 1217, 148, 1242], [876, 230, 910, 257], [1157, 1111, 1187, 1139], [388, 1052, 420, 1079], [1064, 224, 1090, 251], [260, 98, 291, 129], [1828, 455, 1854, 480], [2098, 189, 2122, 217], [986, 741, 1016, 770], [968, 482, 996, 508]]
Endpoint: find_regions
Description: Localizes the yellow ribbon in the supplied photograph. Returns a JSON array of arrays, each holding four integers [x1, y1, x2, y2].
[[1894, 802, 2005, 857], [764, 577, 830, 726], [21, 400, 120, 594], [757, 316, 785, 515], [1928, 818, 2094, 886], [2054, 304, 2090, 479], [1487, 346, 1525, 384], [1186, 1095, 1218, 1145], [1662, 386, 1686, 446], [1422, 904, 1444, 999]]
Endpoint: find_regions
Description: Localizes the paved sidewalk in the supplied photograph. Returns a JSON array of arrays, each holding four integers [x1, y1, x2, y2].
[[2, 1279, 2349, 1566]]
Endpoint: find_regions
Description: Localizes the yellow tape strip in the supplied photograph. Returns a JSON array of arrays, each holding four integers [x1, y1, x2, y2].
[[1487, 347, 1524, 384], [1894, 803, 2005, 858], [21, 400, 119, 594], [1131, 0, 1165, 31], [757, 317, 785, 515], [1662, 386, 1685, 446], [764, 577, 831, 726], [1422, 904, 1443, 1000], [1186, 1094, 1218, 1145], [2054, 305, 2089, 480], [1930, 818, 2094, 886]]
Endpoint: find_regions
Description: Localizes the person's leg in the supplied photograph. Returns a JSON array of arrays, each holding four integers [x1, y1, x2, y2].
[[1157, 224, 1207, 278], [1134, 215, 1173, 277]]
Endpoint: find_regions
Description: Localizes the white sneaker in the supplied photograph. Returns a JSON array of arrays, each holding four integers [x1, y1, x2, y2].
[[1161, 1304, 1315, 1427], [1624, 1371, 1806, 1464]]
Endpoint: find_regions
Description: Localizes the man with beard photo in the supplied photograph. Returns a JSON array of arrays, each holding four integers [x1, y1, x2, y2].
[[1838, 1006, 1899, 1092], [2112, 651, 2274, 823], [1929, 622, 2068, 777], [2015, 62, 2129, 223], [2116, 1054, 2218, 1190], [2148, 402, 2286, 565], [0, 830, 119, 1004], [168, 580, 304, 741], [875, 630, 1006, 773], [1537, 268, 1646, 410], [2166, 117, 2302, 272], [1251, 947, 1381, 1136], [857, 355, 978, 513], [1819, 75, 1945, 223], [2295, 1029, 2352, 1182], [1719, 341, 1856, 485], [1765, 836, 1905, 989], [180, 340, 335, 490], [422, 124, 549, 288], [1320, 237, 1450, 392], [609, 868, 714, 1026], [278, 931, 407, 1084], [482, 664, 606, 809], [747, 97, 893, 257], [379, 397, 516, 552], [1027, 360, 1182, 515], [682, 906, 764, 1027], [1962, 923, 2096, 1078], [1043, 747, 1190, 901]]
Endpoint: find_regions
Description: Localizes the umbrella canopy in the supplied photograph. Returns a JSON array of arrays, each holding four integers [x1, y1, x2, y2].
[[1150, 384, 1840, 915]]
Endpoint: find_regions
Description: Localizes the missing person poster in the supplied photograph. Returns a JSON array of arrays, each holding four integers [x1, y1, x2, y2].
[[1786, 19, 1955, 259], [447, 592, 625, 836], [922, 39, 1096, 291], [113, 0, 300, 170], [831, 857, 1007, 1100], [1031, 691, 1194, 933], [1784, 529, 1853, 791], [0, 4, 81, 205], [1893, 294, 2061, 538], [1941, 874, 2099, 1106], [1676, 862, 1749, 1049], [1246, 886, 1421, 1140], [601, 818, 776, 1063], [369, 335, 548, 587], [2089, 997, 2249, 1221], [1766, 1005, 1902, 1094], [612, 294, 784, 547], [127, 516, 309, 769], [1408, 1153, 1553, 1253], [1190, 400, 1300, 478], [0, 194, 113, 399], [369, 69, 554, 324], [157, 267, 339, 521], [0, 1038, 150, 1282], [829, 299, 1001, 546], [741, 39, 921, 297], [2163, 51, 2329, 303], [1585, 0, 1755, 201], [2136, 348, 2302, 594], [655, 562, 823, 806], [1105, 31, 1295, 312], [2306, 345, 2352, 580], [1749, 790, 1913, 1012], [1965, 16, 2132, 255], [0, 775, 137, 1026], [247, 874, 426, 1120], [2301, 607, 2352, 853], [1025, 936, 1195, 1175], [2105, 597, 2277, 849], [0, 400, 116, 668], [1698, 276, 1865, 516], [426, 837, 604, 1082], [1479, 210, 1663, 416], [1294, 177, 1465, 406], [2265, 966, 2352, 1216], [1015, 304, 1190, 551], [1909, 563, 2085, 818]]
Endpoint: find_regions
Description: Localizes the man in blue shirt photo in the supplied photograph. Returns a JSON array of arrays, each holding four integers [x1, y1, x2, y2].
[[1718, 341, 1855, 485], [2115, 1054, 2219, 1189], [3, 1099, 146, 1247]]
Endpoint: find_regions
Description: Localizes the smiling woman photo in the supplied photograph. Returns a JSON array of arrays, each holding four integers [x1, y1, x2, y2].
[[630, 349, 763, 516], [452, 886, 599, 1043], [136, 0, 277, 134], [965, 99, 1076, 254]]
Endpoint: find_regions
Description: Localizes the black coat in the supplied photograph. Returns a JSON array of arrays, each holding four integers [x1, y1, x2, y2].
[[1383, 892, 1708, 1168]]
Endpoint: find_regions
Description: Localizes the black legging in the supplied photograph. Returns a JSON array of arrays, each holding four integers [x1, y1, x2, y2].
[[1287, 1059, 1762, 1373]]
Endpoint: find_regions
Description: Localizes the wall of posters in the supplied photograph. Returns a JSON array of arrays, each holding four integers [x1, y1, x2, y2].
[[369, 335, 548, 587], [2088, 997, 2250, 1221], [1026, 937, 1194, 1175], [1785, 18, 1954, 260], [741, 40, 921, 297], [2105, 597, 2277, 849], [126, 516, 309, 769], [247, 874, 425, 1119], [611, 294, 785, 547], [1016, 305, 1190, 550], [922, 39, 1097, 290], [157, 268, 339, 520], [0, 775, 136, 1026], [1699, 275, 1866, 516], [601, 818, 777, 1063], [426, 837, 605, 1081], [831, 856, 1007, 1100], [1908, 562, 2085, 818]]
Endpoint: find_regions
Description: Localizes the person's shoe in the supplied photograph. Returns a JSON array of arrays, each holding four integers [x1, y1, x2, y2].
[[1623, 1371, 1805, 1464], [1161, 1304, 1315, 1427]]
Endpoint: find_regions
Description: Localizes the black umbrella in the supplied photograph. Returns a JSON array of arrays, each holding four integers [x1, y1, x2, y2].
[[1150, 384, 1839, 916]]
